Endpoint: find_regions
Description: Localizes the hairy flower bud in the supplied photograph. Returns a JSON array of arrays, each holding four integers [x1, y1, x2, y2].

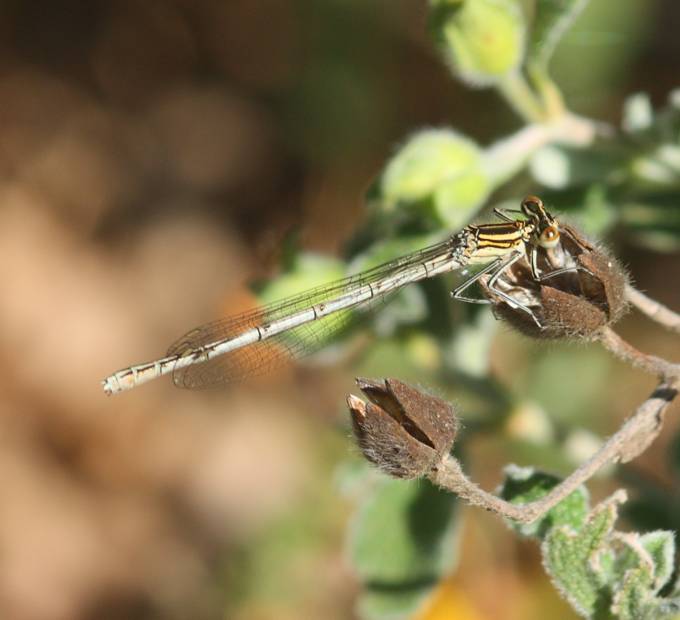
[[347, 378, 458, 479], [482, 224, 630, 339], [380, 129, 490, 228], [429, 0, 525, 86]]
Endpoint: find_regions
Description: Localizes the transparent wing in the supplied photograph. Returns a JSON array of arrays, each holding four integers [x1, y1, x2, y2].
[[166, 238, 455, 389]]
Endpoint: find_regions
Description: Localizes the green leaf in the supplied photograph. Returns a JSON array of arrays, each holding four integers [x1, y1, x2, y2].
[[443, 307, 497, 377], [258, 253, 346, 305], [257, 253, 350, 349], [357, 587, 432, 620], [349, 234, 446, 273], [640, 531, 676, 592], [541, 492, 624, 618], [612, 563, 657, 620], [620, 199, 680, 253], [349, 478, 459, 585], [529, 144, 628, 191], [528, 0, 590, 70], [500, 465, 589, 538], [349, 479, 460, 619]]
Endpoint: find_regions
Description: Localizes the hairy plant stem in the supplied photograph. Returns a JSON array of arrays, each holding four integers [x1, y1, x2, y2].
[[429, 297, 680, 524], [625, 284, 680, 334], [597, 326, 680, 380], [430, 376, 678, 523]]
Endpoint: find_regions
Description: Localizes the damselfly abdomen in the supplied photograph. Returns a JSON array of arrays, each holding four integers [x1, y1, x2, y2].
[[102, 196, 563, 394]]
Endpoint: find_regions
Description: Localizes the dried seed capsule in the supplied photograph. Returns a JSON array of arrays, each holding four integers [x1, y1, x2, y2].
[[347, 378, 458, 479], [482, 224, 630, 340]]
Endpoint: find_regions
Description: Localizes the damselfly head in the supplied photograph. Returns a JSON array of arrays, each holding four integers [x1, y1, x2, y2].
[[521, 195, 560, 249], [479, 222, 629, 341]]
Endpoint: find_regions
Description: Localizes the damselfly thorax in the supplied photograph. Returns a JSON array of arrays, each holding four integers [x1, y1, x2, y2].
[[102, 196, 568, 394]]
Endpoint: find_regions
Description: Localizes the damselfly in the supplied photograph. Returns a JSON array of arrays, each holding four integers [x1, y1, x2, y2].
[[102, 196, 565, 394]]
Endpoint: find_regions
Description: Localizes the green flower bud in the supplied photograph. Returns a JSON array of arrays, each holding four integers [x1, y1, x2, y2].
[[429, 0, 526, 86], [380, 129, 490, 228]]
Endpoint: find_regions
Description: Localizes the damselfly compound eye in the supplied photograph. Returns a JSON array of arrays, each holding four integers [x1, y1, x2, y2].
[[539, 225, 560, 249], [521, 195, 544, 215], [522, 195, 543, 209]]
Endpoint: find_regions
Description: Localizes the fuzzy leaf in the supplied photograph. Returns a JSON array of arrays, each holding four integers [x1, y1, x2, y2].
[[612, 563, 658, 620], [541, 493, 624, 617], [640, 531, 676, 592], [613, 558, 680, 620], [528, 0, 590, 69], [500, 465, 589, 538]]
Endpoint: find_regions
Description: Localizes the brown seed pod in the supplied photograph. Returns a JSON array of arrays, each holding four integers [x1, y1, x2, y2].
[[482, 224, 630, 340], [347, 378, 458, 479]]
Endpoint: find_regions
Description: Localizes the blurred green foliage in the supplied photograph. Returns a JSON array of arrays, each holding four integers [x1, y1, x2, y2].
[[502, 471, 680, 620], [349, 479, 459, 620], [238, 0, 680, 618]]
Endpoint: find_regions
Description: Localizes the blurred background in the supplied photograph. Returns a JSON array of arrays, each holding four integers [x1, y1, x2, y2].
[[1, 1, 679, 619]]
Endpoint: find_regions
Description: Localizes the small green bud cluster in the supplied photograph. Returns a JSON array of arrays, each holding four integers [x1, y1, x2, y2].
[[378, 129, 491, 229], [429, 0, 525, 86]]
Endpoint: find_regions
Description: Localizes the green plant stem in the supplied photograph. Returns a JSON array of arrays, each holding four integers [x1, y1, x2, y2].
[[496, 70, 547, 123], [484, 113, 598, 185], [528, 64, 566, 120]]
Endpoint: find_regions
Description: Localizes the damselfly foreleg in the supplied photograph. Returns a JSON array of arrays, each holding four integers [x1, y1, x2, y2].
[[493, 206, 524, 223], [528, 245, 594, 283], [452, 251, 543, 327], [451, 257, 507, 304]]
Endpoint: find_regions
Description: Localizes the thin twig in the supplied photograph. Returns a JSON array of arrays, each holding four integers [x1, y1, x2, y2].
[[625, 285, 680, 334], [596, 326, 680, 380], [429, 376, 679, 523], [428, 326, 680, 523]]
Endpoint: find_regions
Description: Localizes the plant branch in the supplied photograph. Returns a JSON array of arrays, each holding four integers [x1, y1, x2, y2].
[[625, 284, 680, 334], [429, 376, 678, 523], [496, 70, 547, 124], [483, 112, 598, 185], [596, 326, 680, 380], [429, 295, 680, 524]]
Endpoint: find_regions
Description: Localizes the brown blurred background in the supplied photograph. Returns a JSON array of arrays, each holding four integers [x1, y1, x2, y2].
[[1, 1, 679, 619]]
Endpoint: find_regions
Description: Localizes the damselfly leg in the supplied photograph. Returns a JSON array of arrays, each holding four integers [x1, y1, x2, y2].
[[492, 207, 524, 223], [527, 241, 595, 283], [451, 251, 543, 327]]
